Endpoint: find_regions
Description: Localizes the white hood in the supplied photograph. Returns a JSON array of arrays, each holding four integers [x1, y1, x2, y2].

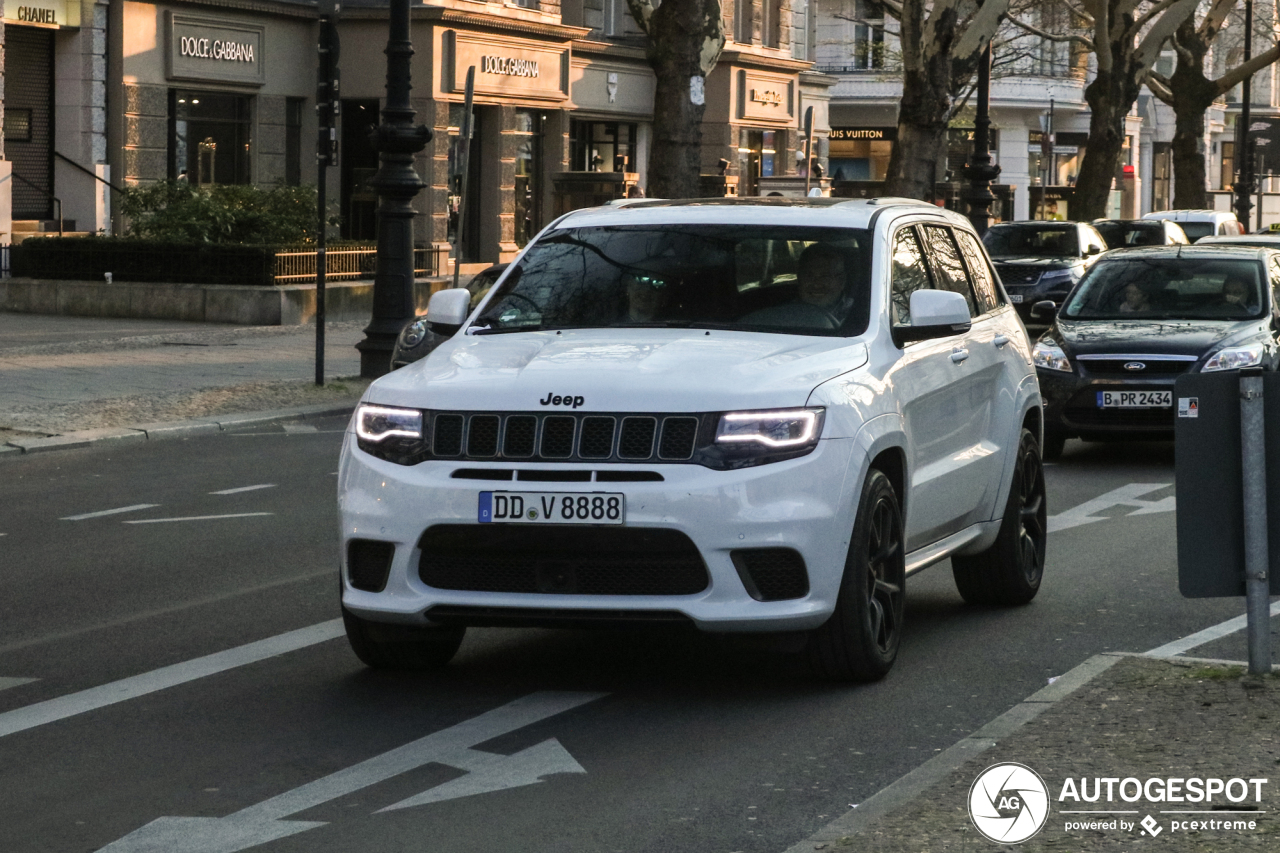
[[367, 328, 869, 412]]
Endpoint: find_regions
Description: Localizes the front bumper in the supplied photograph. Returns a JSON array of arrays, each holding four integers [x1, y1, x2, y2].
[[1038, 370, 1181, 438], [337, 433, 863, 633]]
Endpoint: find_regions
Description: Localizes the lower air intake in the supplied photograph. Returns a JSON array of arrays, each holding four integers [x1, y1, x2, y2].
[[731, 548, 809, 601]]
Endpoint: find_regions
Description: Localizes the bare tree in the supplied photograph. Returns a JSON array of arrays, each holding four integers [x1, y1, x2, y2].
[[875, 0, 1011, 199], [1146, 1, 1280, 209], [1013, 0, 1200, 220], [625, 0, 727, 199]]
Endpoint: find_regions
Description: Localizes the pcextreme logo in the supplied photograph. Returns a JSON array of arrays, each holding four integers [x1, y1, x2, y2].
[[968, 763, 1051, 844]]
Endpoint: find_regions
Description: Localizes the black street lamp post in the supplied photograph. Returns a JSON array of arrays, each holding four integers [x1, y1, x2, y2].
[[356, 0, 431, 379], [963, 44, 1001, 237], [1234, 0, 1255, 227]]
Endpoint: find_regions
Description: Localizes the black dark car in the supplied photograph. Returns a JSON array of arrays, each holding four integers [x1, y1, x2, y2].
[[983, 221, 1108, 325], [1092, 219, 1190, 249], [391, 264, 509, 369], [1031, 246, 1280, 458]]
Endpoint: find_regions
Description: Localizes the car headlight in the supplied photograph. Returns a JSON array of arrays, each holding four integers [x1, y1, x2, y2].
[[354, 405, 432, 466], [400, 318, 429, 348], [1203, 344, 1265, 372], [1032, 342, 1072, 373], [699, 408, 825, 468]]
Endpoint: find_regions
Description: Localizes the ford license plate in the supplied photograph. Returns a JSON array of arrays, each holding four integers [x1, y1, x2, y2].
[[479, 491, 625, 524], [1097, 390, 1172, 408], [1007, 293, 1024, 303]]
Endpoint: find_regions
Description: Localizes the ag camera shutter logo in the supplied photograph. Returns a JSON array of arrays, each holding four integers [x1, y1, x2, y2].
[[968, 762, 1051, 844]]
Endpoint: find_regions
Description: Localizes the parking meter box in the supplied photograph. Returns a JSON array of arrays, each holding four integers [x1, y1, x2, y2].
[[1174, 372, 1280, 597]]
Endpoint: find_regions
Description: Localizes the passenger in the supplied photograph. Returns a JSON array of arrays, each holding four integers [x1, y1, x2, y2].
[[1222, 275, 1258, 312], [1118, 282, 1150, 314]]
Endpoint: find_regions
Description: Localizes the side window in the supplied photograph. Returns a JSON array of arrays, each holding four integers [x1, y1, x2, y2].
[[955, 229, 1002, 314], [1269, 257, 1280, 311], [890, 226, 932, 326], [919, 225, 979, 318]]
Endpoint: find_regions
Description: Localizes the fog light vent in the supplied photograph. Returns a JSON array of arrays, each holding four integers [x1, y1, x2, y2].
[[348, 539, 395, 593], [731, 548, 809, 601]]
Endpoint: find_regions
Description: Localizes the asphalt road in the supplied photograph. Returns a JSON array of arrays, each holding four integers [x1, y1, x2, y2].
[[0, 427, 1253, 853]]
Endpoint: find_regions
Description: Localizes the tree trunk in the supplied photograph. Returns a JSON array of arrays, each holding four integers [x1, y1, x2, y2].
[[1074, 69, 1130, 220], [630, 0, 724, 199], [1167, 23, 1218, 210]]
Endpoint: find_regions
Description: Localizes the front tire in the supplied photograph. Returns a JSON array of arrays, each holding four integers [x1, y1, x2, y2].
[[807, 469, 905, 682], [342, 606, 465, 670], [951, 427, 1047, 606]]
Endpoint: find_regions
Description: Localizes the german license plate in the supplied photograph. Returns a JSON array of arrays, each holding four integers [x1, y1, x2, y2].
[[1007, 293, 1024, 303], [1097, 390, 1172, 408], [479, 491, 625, 524]]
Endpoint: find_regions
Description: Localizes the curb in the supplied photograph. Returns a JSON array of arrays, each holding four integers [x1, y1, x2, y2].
[[0, 402, 357, 457], [781, 652, 1129, 853]]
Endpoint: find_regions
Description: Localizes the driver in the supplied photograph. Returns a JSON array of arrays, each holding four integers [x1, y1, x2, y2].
[[1222, 275, 1259, 312], [741, 244, 849, 329]]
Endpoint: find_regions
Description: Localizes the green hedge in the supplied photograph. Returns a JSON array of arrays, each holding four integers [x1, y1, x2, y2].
[[13, 238, 283, 286]]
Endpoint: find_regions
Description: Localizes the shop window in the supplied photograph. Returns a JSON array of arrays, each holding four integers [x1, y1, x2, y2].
[[340, 99, 380, 241], [738, 128, 776, 196], [170, 90, 252, 185], [514, 110, 543, 249], [285, 97, 303, 187], [570, 120, 638, 172], [447, 102, 482, 261], [1222, 141, 1235, 191]]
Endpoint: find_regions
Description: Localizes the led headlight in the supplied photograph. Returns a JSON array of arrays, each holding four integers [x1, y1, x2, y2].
[[716, 408, 823, 448], [1203, 344, 1265, 372], [1032, 342, 1072, 373], [355, 405, 423, 442], [400, 319, 429, 348]]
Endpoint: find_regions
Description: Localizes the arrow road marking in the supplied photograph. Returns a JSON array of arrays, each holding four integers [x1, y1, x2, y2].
[[95, 691, 605, 853], [1047, 483, 1174, 533], [61, 504, 159, 521]]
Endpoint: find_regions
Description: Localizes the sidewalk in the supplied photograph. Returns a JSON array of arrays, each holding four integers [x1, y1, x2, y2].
[[1, 310, 1277, 851], [0, 312, 369, 443]]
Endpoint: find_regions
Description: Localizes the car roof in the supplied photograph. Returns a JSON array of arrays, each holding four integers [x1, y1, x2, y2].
[[990, 220, 1079, 228], [1142, 209, 1237, 222], [1093, 245, 1272, 260], [552, 197, 969, 231], [1195, 234, 1280, 247]]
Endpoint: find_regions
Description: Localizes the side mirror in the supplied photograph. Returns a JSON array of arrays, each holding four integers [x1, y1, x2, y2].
[[1030, 300, 1058, 321], [1085, 245, 1103, 257], [892, 289, 972, 347], [426, 288, 472, 335]]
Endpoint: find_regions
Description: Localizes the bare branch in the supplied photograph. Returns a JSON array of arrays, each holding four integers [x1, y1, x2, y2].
[[1135, 0, 1200, 73], [1216, 42, 1280, 94], [1146, 70, 1174, 104], [624, 0, 655, 35], [1005, 14, 1094, 51], [954, 0, 1011, 64]]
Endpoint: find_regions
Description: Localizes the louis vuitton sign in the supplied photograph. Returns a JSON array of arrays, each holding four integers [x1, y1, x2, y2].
[[444, 31, 568, 101]]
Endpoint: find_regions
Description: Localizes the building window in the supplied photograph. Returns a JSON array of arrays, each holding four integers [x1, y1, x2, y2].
[[735, 0, 753, 44], [854, 1, 885, 69], [1222, 141, 1235, 191], [792, 0, 809, 60], [4, 109, 33, 142], [570, 120, 638, 173], [285, 97, 303, 187], [514, 0, 539, 8], [170, 90, 252, 185], [763, 0, 782, 48]]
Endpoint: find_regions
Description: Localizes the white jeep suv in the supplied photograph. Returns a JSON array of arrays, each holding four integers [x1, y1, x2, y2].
[[338, 198, 1045, 681]]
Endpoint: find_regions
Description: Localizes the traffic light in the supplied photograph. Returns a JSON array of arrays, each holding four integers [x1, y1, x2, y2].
[[317, 1, 341, 166]]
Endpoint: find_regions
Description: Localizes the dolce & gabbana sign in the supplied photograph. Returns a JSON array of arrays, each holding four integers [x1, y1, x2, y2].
[[444, 31, 568, 102], [166, 13, 265, 86]]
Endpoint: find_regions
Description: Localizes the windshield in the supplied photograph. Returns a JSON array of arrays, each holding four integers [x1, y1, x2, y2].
[[472, 225, 872, 337], [983, 225, 1080, 258], [1062, 256, 1267, 321], [1094, 222, 1165, 249]]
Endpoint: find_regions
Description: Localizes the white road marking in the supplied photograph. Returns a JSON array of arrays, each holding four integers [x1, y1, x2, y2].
[[209, 484, 277, 495], [0, 620, 343, 739], [124, 513, 273, 524], [96, 691, 605, 853], [1047, 483, 1174, 533], [282, 423, 317, 434], [1145, 600, 1280, 657], [61, 504, 159, 521], [0, 677, 37, 692]]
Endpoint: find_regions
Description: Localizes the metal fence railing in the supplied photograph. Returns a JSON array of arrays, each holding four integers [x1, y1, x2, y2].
[[273, 245, 449, 284]]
